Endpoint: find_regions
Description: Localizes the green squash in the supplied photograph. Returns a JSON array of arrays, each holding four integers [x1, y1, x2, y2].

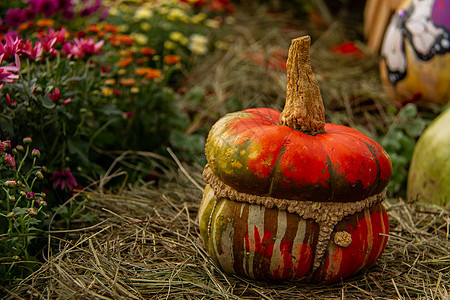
[[407, 107, 450, 207]]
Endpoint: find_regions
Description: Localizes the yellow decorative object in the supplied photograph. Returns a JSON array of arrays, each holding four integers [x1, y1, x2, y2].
[[379, 0, 450, 105]]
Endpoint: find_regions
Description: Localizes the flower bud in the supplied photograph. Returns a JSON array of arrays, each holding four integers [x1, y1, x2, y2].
[[7, 211, 14, 218], [37, 198, 47, 206], [28, 207, 38, 216], [23, 137, 32, 144], [4, 180, 17, 188], [3, 140, 11, 150], [32, 149, 41, 158], [26, 192, 36, 199], [35, 171, 44, 179]]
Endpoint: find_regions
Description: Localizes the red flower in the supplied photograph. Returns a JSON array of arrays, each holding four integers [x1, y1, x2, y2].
[[50, 169, 78, 191], [331, 41, 365, 58], [6, 93, 17, 107]]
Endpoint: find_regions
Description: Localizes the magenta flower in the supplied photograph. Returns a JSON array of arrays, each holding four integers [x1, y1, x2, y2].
[[66, 37, 104, 58], [5, 153, 16, 169], [47, 87, 72, 104], [50, 169, 78, 191], [5, 9, 25, 28], [57, 0, 74, 10], [0, 142, 4, 153], [31, 0, 59, 17], [22, 8, 36, 22]]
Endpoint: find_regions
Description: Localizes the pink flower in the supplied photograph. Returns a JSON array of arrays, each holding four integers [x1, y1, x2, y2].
[[47, 87, 72, 104], [20, 40, 44, 60], [5, 153, 16, 169], [0, 53, 21, 90], [0, 35, 22, 60], [66, 37, 104, 59], [50, 169, 78, 191]]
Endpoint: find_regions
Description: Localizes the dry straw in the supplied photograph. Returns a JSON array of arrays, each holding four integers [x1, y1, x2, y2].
[[4, 155, 449, 299]]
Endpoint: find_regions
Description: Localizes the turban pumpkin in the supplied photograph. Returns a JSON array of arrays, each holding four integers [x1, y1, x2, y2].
[[199, 36, 393, 283]]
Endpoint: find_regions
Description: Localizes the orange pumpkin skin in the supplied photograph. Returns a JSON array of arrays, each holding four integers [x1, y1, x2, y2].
[[199, 185, 390, 283], [206, 107, 392, 203]]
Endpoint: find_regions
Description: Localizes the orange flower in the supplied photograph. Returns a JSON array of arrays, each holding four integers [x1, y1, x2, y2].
[[109, 34, 134, 47], [104, 78, 116, 85], [118, 57, 133, 68], [135, 67, 153, 76], [103, 24, 120, 33], [17, 21, 34, 33], [87, 24, 101, 33], [119, 78, 137, 86], [140, 47, 156, 56], [164, 55, 180, 64], [145, 69, 163, 80], [36, 19, 54, 27]]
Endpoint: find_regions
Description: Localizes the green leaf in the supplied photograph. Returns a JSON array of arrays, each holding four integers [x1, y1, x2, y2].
[[399, 103, 418, 119], [406, 119, 427, 137], [41, 96, 56, 109]]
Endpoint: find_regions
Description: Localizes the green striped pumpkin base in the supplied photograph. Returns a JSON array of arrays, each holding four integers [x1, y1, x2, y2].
[[198, 181, 389, 283]]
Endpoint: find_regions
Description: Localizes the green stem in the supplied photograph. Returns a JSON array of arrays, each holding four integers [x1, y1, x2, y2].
[[17, 145, 30, 174], [86, 117, 121, 153]]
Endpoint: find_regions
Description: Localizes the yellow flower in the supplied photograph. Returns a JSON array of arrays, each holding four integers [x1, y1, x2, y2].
[[164, 40, 176, 50], [167, 8, 188, 22], [190, 12, 207, 24], [206, 19, 221, 29], [189, 34, 208, 55], [134, 7, 153, 20], [157, 6, 169, 15], [132, 33, 149, 45], [130, 87, 140, 94], [108, 7, 119, 16], [140, 22, 152, 31], [118, 24, 129, 32], [169, 31, 183, 42], [102, 87, 113, 97]]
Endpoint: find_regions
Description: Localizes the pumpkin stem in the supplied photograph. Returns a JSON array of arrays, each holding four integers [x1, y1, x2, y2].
[[279, 36, 326, 134]]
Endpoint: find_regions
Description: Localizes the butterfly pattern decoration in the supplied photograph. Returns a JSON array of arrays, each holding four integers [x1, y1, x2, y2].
[[381, 0, 450, 86]]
